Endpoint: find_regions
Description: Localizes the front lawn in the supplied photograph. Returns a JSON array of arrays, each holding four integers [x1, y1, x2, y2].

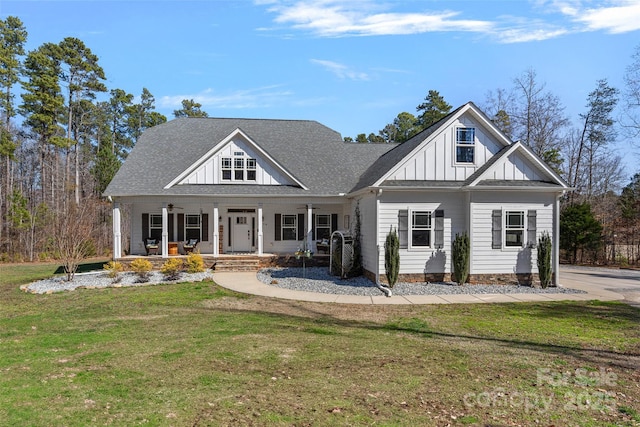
[[1, 262, 639, 426]]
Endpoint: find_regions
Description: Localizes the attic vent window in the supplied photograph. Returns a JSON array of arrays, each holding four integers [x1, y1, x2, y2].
[[455, 127, 475, 164]]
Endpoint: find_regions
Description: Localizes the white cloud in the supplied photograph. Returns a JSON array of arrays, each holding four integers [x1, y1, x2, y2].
[[263, 0, 493, 37], [566, 1, 640, 33], [310, 59, 369, 81], [159, 85, 293, 110], [257, 0, 640, 43]]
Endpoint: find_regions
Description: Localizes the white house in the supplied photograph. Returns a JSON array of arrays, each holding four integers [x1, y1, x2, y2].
[[104, 102, 569, 285]]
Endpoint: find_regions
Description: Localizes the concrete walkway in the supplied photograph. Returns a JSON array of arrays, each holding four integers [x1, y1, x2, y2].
[[212, 270, 626, 305]]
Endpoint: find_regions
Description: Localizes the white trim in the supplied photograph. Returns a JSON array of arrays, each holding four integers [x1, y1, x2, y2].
[[164, 128, 308, 190], [408, 209, 433, 250]]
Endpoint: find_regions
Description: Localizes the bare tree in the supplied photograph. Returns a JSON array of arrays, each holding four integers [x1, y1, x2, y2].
[[53, 200, 97, 281], [623, 43, 640, 142]]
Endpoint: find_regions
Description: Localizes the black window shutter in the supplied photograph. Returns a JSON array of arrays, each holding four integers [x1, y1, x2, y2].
[[434, 210, 444, 249], [311, 214, 316, 240], [275, 214, 281, 241], [331, 213, 338, 233], [177, 214, 184, 241], [297, 213, 305, 241], [228, 217, 232, 246], [201, 214, 209, 241], [398, 210, 408, 249], [142, 213, 149, 241], [167, 213, 173, 241], [492, 210, 502, 249], [527, 210, 537, 247]]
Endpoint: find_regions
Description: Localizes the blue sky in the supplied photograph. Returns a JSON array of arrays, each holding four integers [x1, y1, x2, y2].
[[3, 0, 640, 165]]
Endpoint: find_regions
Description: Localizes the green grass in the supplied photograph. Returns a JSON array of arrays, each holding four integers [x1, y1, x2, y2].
[[1, 262, 639, 426]]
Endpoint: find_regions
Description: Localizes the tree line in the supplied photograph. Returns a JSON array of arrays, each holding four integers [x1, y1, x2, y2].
[[0, 17, 210, 262], [1, 14, 639, 266]]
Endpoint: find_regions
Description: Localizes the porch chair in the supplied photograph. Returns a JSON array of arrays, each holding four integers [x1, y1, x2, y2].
[[144, 238, 159, 255], [183, 238, 199, 254]]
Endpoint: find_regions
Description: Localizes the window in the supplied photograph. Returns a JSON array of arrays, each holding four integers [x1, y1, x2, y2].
[[282, 214, 297, 240], [455, 127, 475, 164], [315, 214, 331, 240], [411, 211, 432, 247], [247, 158, 256, 181], [149, 214, 162, 237], [185, 214, 201, 240], [505, 211, 524, 247], [221, 157, 232, 180], [221, 153, 257, 182]]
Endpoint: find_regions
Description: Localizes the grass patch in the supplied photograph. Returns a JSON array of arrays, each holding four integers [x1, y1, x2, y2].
[[1, 262, 639, 426]]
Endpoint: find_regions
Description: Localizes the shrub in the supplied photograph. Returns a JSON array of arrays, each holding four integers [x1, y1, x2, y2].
[[452, 232, 470, 285], [384, 228, 400, 288], [103, 261, 124, 282], [348, 202, 363, 277], [185, 251, 205, 273], [130, 258, 153, 282], [537, 231, 552, 288], [161, 258, 183, 281]]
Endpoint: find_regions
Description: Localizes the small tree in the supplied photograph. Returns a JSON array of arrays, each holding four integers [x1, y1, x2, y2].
[[53, 202, 96, 281], [384, 227, 400, 288], [452, 232, 470, 285], [537, 231, 553, 288]]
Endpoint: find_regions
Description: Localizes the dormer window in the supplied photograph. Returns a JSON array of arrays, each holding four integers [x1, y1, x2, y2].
[[221, 152, 257, 182], [455, 127, 475, 164]]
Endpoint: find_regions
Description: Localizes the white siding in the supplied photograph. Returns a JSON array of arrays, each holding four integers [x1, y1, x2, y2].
[[356, 194, 378, 275], [486, 153, 545, 181], [387, 114, 504, 182], [470, 192, 555, 274], [375, 192, 465, 276], [180, 136, 291, 185]]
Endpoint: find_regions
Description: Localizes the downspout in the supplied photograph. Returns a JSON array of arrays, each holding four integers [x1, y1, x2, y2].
[[375, 189, 392, 297], [553, 193, 561, 286]]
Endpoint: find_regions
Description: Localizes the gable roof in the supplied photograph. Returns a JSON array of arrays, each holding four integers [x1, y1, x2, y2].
[[104, 117, 394, 197]]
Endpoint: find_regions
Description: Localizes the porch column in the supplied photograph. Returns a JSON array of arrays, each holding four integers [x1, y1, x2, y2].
[[112, 202, 122, 260], [257, 203, 263, 255], [306, 203, 313, 252], [553, 194, 561, 286], [213, 203, 219, 256], [162, 204, 169, 258]]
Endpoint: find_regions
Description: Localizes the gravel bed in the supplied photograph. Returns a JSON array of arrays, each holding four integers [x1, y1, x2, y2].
[[22, 271, 214, 294], [258, 267, 587, 297]]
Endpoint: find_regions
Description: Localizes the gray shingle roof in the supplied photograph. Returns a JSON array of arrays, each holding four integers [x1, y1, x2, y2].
[[104, 118, 395, 197]]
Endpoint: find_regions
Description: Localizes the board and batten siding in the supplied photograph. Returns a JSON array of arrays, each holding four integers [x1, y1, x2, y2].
[[375, 192, 465, 275], [180, 136, 290, 185], [470, 192, 555, 275], [386, 115, 503, 182]]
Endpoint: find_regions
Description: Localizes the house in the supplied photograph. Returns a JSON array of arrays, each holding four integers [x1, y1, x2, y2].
[[104, 102, 569, 285]]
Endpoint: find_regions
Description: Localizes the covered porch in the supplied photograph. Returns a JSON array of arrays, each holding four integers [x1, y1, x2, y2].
[[110, 197, 348, 260]]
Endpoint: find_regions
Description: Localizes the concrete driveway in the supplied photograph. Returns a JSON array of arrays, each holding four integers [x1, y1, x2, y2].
[[560, 265, 640, 307]]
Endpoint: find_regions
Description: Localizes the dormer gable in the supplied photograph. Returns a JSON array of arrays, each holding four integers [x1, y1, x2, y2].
[[372, 103, 512, 185], [465, 141, 568, 188], [164, 128, 307, 189]]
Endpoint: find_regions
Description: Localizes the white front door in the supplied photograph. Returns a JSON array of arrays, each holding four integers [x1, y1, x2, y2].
[[231, 214, 252, 253]]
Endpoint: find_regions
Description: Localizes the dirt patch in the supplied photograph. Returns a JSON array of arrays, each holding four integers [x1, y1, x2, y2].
[[203, 296, 420, 323]]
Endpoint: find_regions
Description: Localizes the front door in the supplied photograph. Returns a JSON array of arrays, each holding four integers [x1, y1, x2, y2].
[[231, 214, 252, 253]]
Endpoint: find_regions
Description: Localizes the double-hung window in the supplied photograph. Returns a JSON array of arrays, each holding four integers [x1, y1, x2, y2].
[[315, 214, 331, 240], [185, 214, 201, 240], [504, 211, 524, 247], [411, 211, 432, 248], [455, 127, 475, 164], [149, 214, 162, 239], [282, 214, 297, 240], [492, 209, 537, 249]]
